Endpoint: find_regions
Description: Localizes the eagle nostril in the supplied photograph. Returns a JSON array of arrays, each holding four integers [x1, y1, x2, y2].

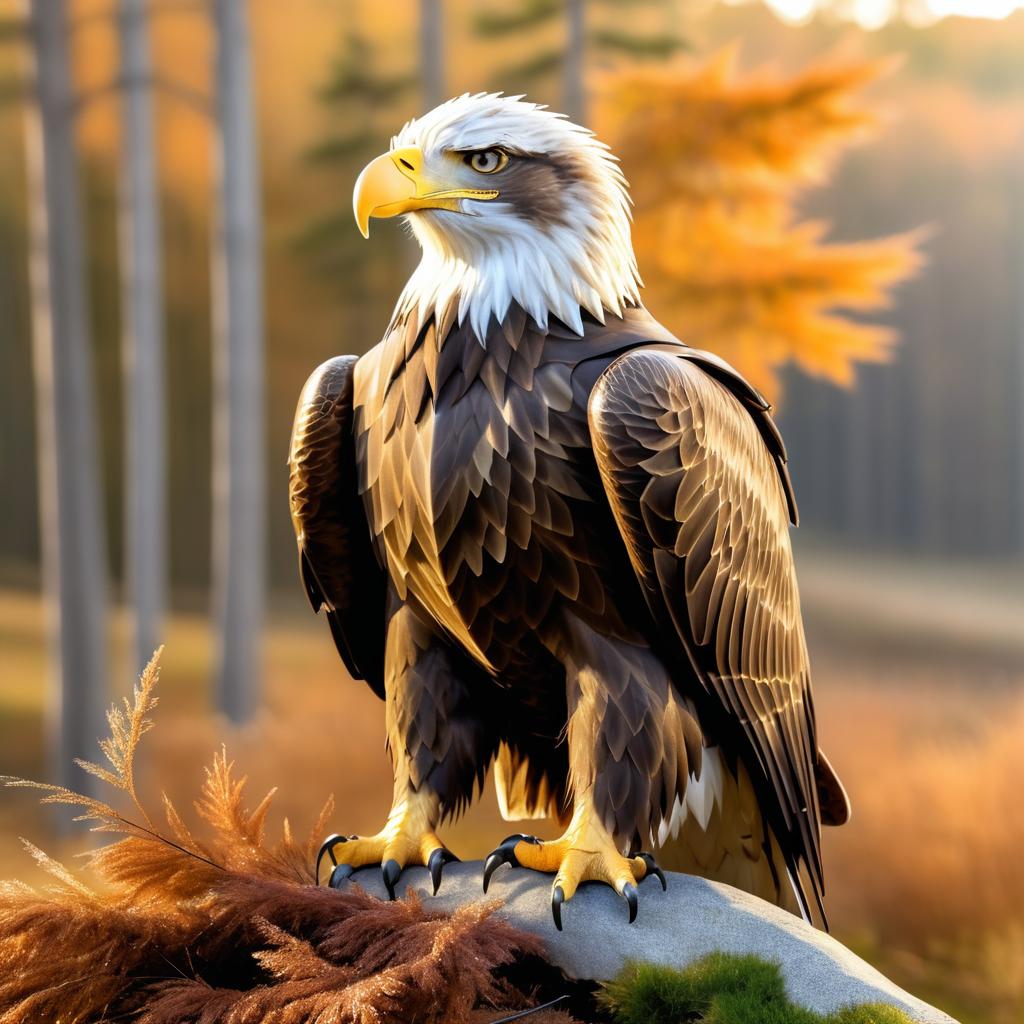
[[398, 157, 414, 171]]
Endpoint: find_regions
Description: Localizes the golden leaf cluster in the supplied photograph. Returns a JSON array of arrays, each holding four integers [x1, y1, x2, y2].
[[0, 652, 573, 1024], [598, 48, 923, 402]]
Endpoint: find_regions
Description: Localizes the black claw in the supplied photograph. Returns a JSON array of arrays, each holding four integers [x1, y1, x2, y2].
[[551, 885, 565, 931], [428, 847, 459, 895], [622, 882, 638, 924], [482, 834, 528, 893], [482, 853, 503, 894], [382, 858, 402, 901], [315, 833, 347, 885], [637, 852, 667, 891], [328, 863, 354, 888]]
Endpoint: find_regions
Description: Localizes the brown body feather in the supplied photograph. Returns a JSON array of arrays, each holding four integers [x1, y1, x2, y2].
[[289, 304, 850, 921]]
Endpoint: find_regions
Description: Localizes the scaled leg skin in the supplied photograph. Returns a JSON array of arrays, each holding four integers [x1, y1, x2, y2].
[[484, 617, 688, 928], [483, 799, 666, 929], [318, 601, 496, 898]]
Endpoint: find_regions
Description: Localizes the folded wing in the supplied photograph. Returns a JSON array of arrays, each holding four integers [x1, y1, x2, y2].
[[588, 346, 831, 921], [288, 356, 386, 697]]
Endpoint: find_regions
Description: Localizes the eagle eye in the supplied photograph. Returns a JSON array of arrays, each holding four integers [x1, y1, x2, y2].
[[465, 149, 508, 174]]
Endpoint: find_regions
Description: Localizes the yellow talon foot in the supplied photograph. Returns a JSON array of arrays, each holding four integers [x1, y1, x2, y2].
[[481, 806, 666, 930], [316, 824, 458, 897]]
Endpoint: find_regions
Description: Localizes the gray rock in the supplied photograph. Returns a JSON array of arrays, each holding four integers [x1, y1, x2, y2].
[[338, 861, 957, 1024]]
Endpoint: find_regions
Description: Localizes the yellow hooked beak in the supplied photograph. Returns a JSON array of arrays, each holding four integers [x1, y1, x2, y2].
[[353, 146, 500, 238]]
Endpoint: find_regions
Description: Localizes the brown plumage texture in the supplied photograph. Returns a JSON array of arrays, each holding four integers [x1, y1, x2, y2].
[[588, 348, 823, 915], [0, 654, 574, 1024], [289, 357, 387, 694], [290, 301, 849, 921]]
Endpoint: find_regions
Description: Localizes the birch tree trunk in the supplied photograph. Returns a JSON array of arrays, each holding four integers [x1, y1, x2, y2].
[[21, 0, 108, 793], [564, 0, 586, 124], [420, 0, 444, 109], [1016, 175, 1024, 556], [210, 0, 264, 722], [117, 0, 166, 678]]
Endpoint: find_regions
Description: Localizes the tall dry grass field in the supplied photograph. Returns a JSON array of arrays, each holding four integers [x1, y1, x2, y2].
[[815, 674, 1024, 1023], [0, 555, 1021, 1023]]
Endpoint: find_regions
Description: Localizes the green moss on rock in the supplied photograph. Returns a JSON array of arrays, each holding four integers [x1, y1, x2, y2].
[[601, 953, 915, 1024]]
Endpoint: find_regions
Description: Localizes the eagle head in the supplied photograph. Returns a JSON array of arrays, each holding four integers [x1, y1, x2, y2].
[[352, 93, 641, 338]]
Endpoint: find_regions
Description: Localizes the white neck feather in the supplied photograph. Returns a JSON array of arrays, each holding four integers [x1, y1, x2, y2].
[[394, 174, 642, 340]]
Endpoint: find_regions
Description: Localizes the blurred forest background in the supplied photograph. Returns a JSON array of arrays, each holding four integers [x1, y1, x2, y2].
[[0, 1, 1022, 1023]]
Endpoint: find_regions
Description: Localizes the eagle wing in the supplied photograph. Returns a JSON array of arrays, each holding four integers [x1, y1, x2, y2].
[[288, 356, 386, 697], [588, 345, 827, 920]]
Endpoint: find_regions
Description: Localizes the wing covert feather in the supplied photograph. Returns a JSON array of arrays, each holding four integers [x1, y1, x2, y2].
[[588, 348, 824, 918], [289, 356, 386, 697]]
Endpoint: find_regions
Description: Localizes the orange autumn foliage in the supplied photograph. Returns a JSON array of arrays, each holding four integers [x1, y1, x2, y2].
[[598, 49, 923, 402]]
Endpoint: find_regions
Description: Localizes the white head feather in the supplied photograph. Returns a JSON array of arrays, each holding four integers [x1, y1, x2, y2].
[[388, 93, 642, 340]]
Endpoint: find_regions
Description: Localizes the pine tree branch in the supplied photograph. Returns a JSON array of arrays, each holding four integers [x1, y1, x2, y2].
[[591, 28, 688, 59], [318, 69, 415, 105], [305, 133, 374, 164], [474, 0, 561, 37], [494, 50, 563, 87]]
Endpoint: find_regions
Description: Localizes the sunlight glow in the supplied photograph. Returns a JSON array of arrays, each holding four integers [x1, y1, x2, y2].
[[764, 0, 817, 20], [926, 0, 1024, 17], [760, 0, 1024, 26]]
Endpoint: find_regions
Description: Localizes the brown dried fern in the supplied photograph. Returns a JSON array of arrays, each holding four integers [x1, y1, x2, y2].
[[0, 652, 575, 1024]]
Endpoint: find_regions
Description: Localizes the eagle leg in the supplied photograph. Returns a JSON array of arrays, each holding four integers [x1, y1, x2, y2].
[[314, 788, 459, 898], [480, 800, 664, 930], [316, 602, 494, 898]]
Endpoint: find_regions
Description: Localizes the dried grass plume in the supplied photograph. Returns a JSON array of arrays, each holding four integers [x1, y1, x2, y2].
[[0, 651, 573, 1024]]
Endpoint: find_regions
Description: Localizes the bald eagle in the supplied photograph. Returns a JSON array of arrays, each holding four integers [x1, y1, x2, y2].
[[289, 94, 850, 930]]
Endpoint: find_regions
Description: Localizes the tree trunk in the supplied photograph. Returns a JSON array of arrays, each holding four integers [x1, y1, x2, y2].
[[1016, 170, 1024, 556], [419, 0, 444, 109], [117, 0, 166, 678], [210, 0, 264, 722], [564, 0, 586, 124], [20, 0, 109, 793]]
